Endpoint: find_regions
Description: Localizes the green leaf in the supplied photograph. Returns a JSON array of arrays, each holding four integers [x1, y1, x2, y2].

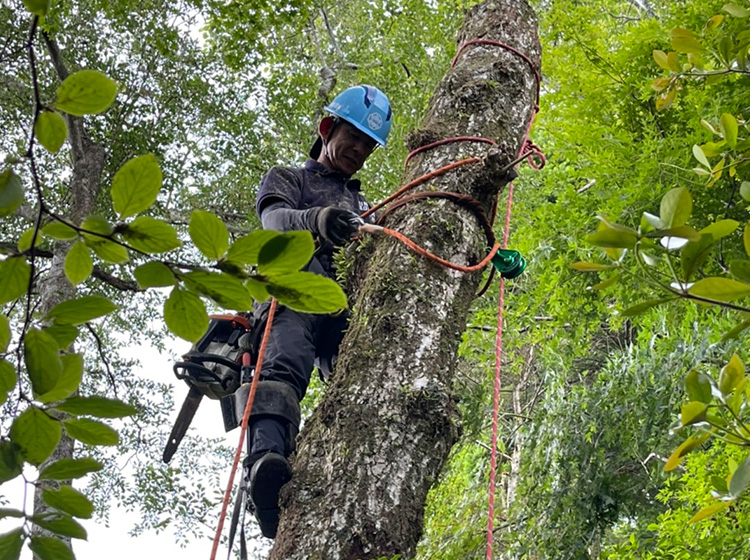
[[83, 236, 129, 264], [656, 87, 677, 111], [723, 317, 750, 341], [34, 112, 67, 154], [729, 260, 750, 282], [42, 324, 79, 350], [54, 396, 137, 418], [38, 457, 102, 481], [133, 262, 175, 288], [41, 485, 94, 519], [0, 315, 9, 352], [702, 219, 739, 240], [9, 407, 61, 466], [571, 262, 614, 272], [42, 221, 78, 241], [744, 223, 750, 258], [671, 34, 705, 54], [64, 241, 93, 286], [63, 417, 118, 446], [0, 509, 24, 520], [720, 113, 739, 148], [592, 275, 619, 291], [686, 370, 713, 404], [645, 225, 701, 241], [121, 216, 181, 254], [55, 69, 117, 116], [665, 431, 711, 471], [164, 287, 209, 343], [711, 475, 729, 493], [690, 277, 750, 302], [183, 271, 253, 310], [653, 49, 671, 70], [0, 257, 31, 305], [660, 187, 692, 228], [0, 170, 24, 218], [36, 353, 83, 404], [189, 210, 229, 260], [45, 295, 118, 325], [729, 456, 750, 497], [741, 181, 750, 202], [693, 144, 710, 168], [0, 360, 17, 406], [80, 215, 114, 236], [719, 353, 744, 394], [29, 536, 75, 560], [226, 230, 280, 265], [0, 441, 23, 484], [706, 14, 725, 29], [24, 328, 62, 395], [701, 118, 720, 135], [31, 512, 86, 540], [620, 299, 674, 317], [267, 272, 347, 313], [700, 141, 726, 157], [586, 227, 636, 249], [0, 528, 24, 560], [681, 235, 714, 280], [111, 154, 162, 219], [246, 277, 270, 302], [689, 501, 731, 523], [681, 401, 708, 426], [724, 3, 750, 17], [257, 231, 315, 275], [22, 0, 49, 15], [17, 227, 43, 253]]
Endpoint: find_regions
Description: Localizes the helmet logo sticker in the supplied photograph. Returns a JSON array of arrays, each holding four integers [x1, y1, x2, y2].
[[367, 113, 383, 131]]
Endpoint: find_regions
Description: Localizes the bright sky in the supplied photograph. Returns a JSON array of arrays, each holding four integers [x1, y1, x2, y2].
[[0, 338, 272, 560]]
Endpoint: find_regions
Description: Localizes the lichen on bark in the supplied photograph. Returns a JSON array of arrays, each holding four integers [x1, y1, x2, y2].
[[270, 1, 541, 558]]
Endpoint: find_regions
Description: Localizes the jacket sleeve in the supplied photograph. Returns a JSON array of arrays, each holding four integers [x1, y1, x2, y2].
[[260, 200, 321, 234]]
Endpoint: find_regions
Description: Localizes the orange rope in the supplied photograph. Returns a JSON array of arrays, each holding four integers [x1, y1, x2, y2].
[[210, 298, 278, 560], [361, 157, 481, 220]]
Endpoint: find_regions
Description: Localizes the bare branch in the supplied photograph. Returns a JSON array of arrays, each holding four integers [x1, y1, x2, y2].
[[84, 323, 119, 396]]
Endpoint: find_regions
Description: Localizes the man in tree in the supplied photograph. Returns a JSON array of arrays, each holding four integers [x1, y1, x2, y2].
[[245, 84, 392, 538]]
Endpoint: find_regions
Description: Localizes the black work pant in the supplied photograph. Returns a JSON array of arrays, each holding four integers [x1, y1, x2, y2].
[[248, 257, 347, 458]]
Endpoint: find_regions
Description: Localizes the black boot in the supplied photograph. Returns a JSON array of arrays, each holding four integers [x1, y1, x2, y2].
[[248, 452, 292, 538]]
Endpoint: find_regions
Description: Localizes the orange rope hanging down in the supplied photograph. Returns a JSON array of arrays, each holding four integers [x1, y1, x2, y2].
[[210, 298, 278, 560]]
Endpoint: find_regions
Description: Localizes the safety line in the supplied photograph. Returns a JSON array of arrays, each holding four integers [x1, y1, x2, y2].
[[210, 298, 278, 560]]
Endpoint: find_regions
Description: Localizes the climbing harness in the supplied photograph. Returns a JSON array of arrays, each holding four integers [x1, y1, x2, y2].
[[206, 39, 544, 560]]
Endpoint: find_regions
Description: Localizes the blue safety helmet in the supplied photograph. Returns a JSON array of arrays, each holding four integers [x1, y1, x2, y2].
[[310, 85, 392, 158]]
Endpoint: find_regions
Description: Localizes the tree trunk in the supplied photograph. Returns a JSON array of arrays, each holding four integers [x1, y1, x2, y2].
[[271, 1, 541, 558], [31, 34, 107, 557]]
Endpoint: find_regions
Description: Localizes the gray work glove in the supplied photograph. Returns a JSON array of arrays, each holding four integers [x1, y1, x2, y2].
[[316, 207, 364, 246]]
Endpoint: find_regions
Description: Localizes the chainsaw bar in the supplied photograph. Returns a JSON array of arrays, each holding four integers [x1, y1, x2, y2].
[[163, 385, 204, 463]]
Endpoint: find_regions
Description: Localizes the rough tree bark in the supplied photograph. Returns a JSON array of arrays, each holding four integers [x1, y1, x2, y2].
[[271, 1, 541, 558]]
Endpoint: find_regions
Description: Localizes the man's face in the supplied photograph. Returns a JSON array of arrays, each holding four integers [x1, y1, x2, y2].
[[323, 121, 378, 176]]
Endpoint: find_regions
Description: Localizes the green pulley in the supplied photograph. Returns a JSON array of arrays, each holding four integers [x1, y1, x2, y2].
[[491, 249, 526, 279]]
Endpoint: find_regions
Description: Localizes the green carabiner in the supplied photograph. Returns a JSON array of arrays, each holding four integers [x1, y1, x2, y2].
[[491, 249, 526, 279]]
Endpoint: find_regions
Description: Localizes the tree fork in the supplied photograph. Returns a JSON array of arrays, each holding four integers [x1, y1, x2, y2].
[[271, 1, 541, 558]]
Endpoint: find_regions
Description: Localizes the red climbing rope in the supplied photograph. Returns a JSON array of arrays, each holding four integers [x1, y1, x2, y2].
[[210, 299, 278, 560]]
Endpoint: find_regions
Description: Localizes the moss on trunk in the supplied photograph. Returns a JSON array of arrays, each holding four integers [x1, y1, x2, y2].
[[271, 1, 541, 558]]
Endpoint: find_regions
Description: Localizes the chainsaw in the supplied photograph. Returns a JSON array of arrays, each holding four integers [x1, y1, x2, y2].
[[163, 313, 260, 463]]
